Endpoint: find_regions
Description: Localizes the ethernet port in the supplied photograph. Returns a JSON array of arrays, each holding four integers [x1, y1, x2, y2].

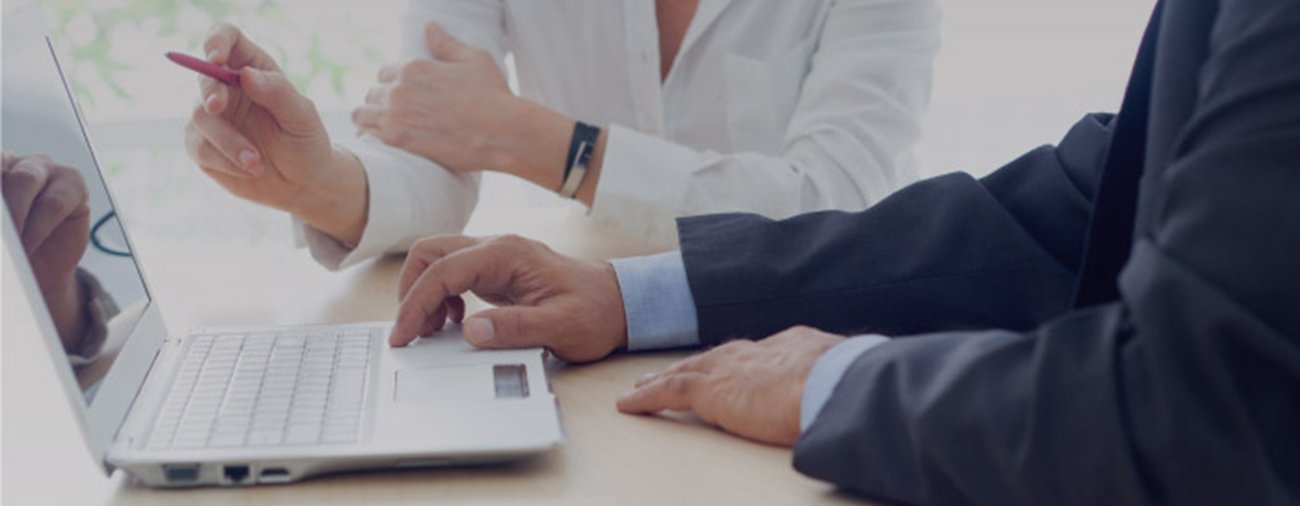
[[223, 465, 250, 484]]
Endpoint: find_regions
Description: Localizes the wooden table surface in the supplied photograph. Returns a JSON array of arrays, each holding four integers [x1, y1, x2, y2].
[[1, 154, 868, 505]]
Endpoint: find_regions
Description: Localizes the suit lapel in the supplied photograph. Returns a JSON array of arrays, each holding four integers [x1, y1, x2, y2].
[[1073, 0, 1165, 308]]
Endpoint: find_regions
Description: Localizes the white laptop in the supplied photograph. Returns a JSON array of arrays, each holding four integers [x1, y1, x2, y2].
[[0, 7, 562, 487]]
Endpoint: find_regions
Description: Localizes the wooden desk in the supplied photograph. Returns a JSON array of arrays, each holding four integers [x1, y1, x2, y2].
[[1, 153, 865, 505]]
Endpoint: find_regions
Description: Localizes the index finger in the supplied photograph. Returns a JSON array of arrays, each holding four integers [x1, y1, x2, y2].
[[390, 244, 511, 346], [617, 373, 706, 414], [397, 235, 480, 302], [202, 23, 277, 71]]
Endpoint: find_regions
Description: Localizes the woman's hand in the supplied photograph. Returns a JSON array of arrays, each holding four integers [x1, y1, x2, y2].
[[184, 24, 367, 246], [353, 23, 522, 174]]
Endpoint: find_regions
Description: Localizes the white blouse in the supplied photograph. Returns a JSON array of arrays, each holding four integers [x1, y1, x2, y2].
[[301, 0, 941, 269]]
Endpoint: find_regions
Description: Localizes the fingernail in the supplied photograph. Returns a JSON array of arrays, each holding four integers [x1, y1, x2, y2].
[[239, 150, 257, 166], [205, 94, 219, 111], [467, 318, 494, 345], [206, 50, 219, 62]]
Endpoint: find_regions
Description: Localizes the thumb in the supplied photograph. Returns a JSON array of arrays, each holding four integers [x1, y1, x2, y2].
[[463, 306, 560, 350], [424, 22, 475, 62], [240, 67, 318, 135]]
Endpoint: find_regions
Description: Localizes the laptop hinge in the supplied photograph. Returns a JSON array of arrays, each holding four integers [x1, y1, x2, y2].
[[108, 336, 184, 462]]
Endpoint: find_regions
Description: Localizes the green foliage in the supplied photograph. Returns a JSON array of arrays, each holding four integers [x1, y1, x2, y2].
[[36, 0, 378, 107]]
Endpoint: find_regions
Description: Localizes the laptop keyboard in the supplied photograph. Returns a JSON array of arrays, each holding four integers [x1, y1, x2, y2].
[[146, 329, 372, 450]]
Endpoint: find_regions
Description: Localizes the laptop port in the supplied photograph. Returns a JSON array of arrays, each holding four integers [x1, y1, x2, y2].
[[259, 467, 291, 483], [163, 464, 200, 483], [223, 465, 250, 484]]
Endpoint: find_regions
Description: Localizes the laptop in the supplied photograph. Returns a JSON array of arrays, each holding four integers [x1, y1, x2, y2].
[[0, 6, 562, 487]]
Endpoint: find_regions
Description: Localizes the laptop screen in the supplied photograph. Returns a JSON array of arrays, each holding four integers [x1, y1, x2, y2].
[[2, 36, 151, 405]]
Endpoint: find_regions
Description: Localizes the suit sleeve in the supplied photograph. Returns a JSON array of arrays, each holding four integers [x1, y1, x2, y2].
[[792, 1, 1300, 504], [679, 112, 1113, 346]]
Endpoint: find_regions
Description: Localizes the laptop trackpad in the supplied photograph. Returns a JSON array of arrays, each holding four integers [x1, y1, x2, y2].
[[393, 364, 530, 404]]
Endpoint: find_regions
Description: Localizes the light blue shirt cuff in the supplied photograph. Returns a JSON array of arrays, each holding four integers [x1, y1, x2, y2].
[[800, 335, 890, 433], [610, 251, 701, 351]]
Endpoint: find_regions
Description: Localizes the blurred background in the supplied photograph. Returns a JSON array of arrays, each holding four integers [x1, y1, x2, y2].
[[3, 0, 1159, 249]]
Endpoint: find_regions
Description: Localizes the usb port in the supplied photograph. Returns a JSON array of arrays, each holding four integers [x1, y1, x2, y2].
[[259, 467, 291, 483], [163, 464, 200, 483]]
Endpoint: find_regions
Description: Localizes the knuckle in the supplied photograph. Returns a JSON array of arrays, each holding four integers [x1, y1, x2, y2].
[[494, 233, 531, 249], [412, 236, 442, 253], [389, 83, 414, 104], [716, 340, 749, 352], [6, 166, 39, 187], [666, 375, 693, 396], [399, 60, 431, 81]]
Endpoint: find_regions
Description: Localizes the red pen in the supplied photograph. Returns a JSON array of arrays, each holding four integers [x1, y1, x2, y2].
[[166, 51, 241, 86]]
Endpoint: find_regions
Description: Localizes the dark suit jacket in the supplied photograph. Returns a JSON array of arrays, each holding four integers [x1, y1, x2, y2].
[[676, 0, 1300, 503]]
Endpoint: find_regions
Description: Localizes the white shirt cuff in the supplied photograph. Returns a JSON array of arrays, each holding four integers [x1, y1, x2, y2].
[[800, 335, 890, 433], [589, 124, 700, 248], [293, 135, 478, 270]]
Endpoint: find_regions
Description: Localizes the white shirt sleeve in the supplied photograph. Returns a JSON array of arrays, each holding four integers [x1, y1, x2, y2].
[[296, 136, 481, 270], [294, 0, 507, 270], [592, 0, 940, 246]]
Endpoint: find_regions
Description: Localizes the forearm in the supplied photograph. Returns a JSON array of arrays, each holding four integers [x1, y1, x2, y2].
[[291, 148, 369, 248]]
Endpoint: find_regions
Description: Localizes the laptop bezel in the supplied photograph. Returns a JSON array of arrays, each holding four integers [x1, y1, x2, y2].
[[2, 5, 172, 473]]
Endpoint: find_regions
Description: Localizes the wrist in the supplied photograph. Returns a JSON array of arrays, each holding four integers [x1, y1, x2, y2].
[[44, 272, 89, 353], [291, 148, 369, 247], [488, 99, 573, 188]]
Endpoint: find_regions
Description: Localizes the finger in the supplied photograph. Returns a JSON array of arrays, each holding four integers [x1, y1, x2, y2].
[[190, 106, 261, 176], [462, 306, 564, 349], [363, 85, 387, 106], [616, 372, 706, 414], [446, 295, 466, 324], [1, 156, 51, 236], [240, 67, 316, 135], [659, 352, 721, 379], [198, 75, 230, 116], [22, 166, 88, 252], [397, 235, 480, 302], [635, 372, 660, 388], [414, 295, 463, 338], [350, 104, 383, 131], [390, 242, 509, 346], [184, 123, 252, 179], [424, 22, 474, 62], [377, 63, 400, 83], [203, 23, 277, 70]]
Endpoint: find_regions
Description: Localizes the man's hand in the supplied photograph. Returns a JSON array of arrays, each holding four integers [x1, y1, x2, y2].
[[389, 234, 628, 363], [617, 326, 845, 447], [352, 22, 518, 173], [184, 24, 367, 246], [2, 152, 91, 351]]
